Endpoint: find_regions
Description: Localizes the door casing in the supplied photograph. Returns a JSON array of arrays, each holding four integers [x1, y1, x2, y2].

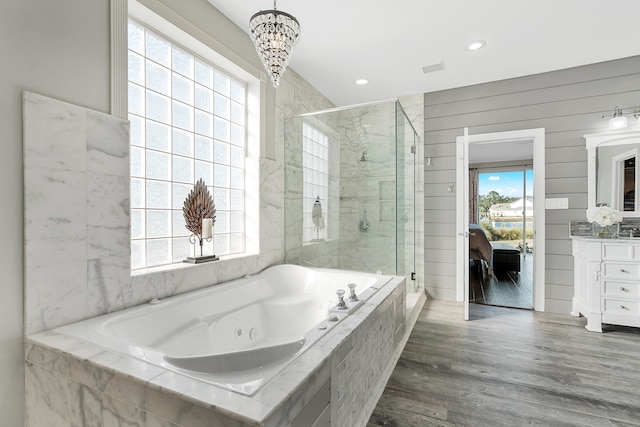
[[456, 128, 546, 313]]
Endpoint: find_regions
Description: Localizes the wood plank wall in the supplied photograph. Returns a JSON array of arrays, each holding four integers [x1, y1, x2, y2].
[[423, 56, 640, 313]]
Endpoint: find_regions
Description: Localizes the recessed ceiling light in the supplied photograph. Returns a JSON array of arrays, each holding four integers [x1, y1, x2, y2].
[[355, 79, 369, 86], [466, 40, 486, 51]]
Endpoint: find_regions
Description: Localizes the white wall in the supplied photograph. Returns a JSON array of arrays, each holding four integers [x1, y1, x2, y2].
[[0, 1, 110, 425]]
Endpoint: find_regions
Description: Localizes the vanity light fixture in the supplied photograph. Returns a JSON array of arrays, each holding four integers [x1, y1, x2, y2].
[[603, 106, 640, 130], [249, 0, 301, 88], [466, 40, 486, 51], [607, 107, 628, 129]]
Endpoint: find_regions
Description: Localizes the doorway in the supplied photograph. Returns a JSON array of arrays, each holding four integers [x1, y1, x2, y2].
[[470, 168, 534, 309], [456, 128, 545, 320]]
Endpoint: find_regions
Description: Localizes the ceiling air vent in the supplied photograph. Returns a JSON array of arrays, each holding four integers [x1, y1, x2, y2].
[[422, 61, 445, 74]]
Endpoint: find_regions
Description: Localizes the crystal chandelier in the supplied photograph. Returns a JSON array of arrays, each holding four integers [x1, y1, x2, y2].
[[249, 1, 300, 88]]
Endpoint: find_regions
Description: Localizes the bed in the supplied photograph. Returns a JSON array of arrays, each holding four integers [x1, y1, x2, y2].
[[469, 224, 493, 275]]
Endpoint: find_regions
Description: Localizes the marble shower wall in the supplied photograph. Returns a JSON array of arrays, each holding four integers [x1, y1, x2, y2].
[[336, 102, 398, 275], [284, 99, 424, 287], [23, 92, 283, 335], [283, 112, 341, 268], [277, 70, 337, 268]]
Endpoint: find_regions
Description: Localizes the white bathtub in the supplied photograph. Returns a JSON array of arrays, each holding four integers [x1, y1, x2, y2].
[[55, 264, 392, 395]]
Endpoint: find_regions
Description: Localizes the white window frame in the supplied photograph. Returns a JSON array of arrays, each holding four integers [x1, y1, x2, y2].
[[112, 0, 262, 272]]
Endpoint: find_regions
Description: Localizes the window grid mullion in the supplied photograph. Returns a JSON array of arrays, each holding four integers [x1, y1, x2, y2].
[[128, 20, 247, 269]]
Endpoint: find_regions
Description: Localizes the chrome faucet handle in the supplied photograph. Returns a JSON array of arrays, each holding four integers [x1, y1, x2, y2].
[[347, 283, 359, 302], [336, 289, 348, 310]]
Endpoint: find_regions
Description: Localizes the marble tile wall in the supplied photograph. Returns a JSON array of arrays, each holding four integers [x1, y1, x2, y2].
[[331, 286, 405, 426], [275, 69, 336, 165], [285, 115, 342, 269], [274, 69, 338, 269], [23, 92, 130, 334], [336, 102, 398, 275], [23, 92, 284, 336]]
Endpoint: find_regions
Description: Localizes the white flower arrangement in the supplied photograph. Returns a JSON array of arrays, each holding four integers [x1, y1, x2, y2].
[[585, 205, 623, 227]]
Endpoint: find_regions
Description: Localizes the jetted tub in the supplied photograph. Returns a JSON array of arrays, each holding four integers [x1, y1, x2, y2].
[[55, 264, 392, 395]]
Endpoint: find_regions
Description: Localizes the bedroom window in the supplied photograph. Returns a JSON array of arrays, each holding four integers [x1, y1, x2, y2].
[[478, 169, 534, 252], [128, 20, 248, 269], [302, 123, 329, 242]]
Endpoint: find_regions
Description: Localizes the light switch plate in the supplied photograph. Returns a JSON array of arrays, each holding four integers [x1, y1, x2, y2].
[[545, 198, 569, 209]]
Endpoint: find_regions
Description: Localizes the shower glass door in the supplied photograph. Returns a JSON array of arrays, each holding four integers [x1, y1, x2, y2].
[[396, 102, 418, 292], [283, 100, 419, 292]]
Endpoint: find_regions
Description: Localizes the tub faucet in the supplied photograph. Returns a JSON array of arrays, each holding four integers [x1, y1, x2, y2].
[[347, 283, 359, 302], [335, 290, 348, 310]]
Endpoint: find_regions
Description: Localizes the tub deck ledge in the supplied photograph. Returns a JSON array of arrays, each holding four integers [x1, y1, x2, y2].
[[26, 273, 416, 427]]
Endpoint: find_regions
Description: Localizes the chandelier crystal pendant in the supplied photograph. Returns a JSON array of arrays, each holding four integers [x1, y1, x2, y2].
[[249, 0, 300, 88]]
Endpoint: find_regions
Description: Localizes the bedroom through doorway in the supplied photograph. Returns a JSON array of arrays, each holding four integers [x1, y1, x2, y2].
[[456, 128, 545, 319], [469, 168, 534, 309]]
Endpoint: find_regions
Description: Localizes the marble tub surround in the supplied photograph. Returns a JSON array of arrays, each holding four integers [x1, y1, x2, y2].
[[26, 275, 410, 426], [23, 91, 130, 335], [54, 266, 389, 396], [23, 92, 284, 336]]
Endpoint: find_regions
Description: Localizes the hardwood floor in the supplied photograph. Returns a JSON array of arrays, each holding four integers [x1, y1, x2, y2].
[[470, 254, 533, 309], [369, 300, 640, 427]]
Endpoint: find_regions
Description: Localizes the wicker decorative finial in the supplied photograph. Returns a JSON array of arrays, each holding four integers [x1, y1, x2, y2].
[[182, 179, 218, 263], [183, 178, 216, 235]]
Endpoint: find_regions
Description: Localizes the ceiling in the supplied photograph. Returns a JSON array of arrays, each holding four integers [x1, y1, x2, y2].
[[207, 0, 640, 107]]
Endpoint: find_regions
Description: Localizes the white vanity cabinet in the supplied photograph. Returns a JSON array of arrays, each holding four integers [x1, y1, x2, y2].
[[572, 238, 640, 332]]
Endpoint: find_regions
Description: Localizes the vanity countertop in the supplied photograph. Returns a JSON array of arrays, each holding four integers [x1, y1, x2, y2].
[[570, 236, 640, 242]]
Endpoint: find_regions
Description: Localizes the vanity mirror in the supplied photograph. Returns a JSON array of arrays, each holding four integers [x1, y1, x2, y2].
[[586, 129, 640, 217]]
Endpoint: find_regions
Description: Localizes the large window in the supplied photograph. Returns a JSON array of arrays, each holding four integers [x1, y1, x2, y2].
[[302, 123, 329, 242], [128, 20, 247, 269]]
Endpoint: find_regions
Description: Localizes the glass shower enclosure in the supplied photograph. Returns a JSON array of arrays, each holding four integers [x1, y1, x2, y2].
[[284, 99, 419, 293]]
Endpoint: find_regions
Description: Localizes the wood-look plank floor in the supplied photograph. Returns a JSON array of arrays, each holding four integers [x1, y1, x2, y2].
[[470, 254, 533, 309], [368, 300, 640, 427]]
